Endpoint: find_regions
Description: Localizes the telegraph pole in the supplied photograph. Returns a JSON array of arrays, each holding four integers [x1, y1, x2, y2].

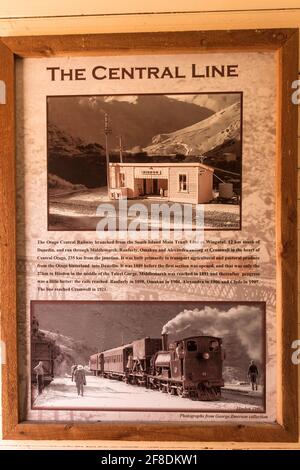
[[118, 135, 123, 163], [104, 113, 112, 198]]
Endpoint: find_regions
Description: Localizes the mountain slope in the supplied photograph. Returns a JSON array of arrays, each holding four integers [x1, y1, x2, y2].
[[144, 101, 241, 156], [48, 95, 214, 150], [48, 123, 107, 187]]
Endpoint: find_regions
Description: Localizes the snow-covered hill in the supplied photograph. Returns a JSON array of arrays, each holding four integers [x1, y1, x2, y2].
[[144, 101, 241, 156], [40, 329, 95, 376]]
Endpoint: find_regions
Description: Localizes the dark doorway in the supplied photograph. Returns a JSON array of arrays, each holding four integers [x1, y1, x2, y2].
[[153, 179, 159, 195]]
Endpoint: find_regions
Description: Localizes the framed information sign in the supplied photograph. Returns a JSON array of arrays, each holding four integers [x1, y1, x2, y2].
[[0, 29, 298, 442]]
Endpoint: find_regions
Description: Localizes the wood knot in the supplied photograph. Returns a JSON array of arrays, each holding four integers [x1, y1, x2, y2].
[[64, 424, 74, 431], [272, 32, 286, 42], [40, 47, 54, 57]]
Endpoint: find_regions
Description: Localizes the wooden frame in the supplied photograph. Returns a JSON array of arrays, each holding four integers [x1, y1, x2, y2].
[[0, 29, 298, 442]]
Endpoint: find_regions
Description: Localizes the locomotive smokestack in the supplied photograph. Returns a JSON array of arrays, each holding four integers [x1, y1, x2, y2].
[[162, 333, 168, 351]]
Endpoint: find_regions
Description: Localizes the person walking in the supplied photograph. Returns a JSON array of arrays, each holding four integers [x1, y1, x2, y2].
[[74, 364, 86, 396], [248, 360, 259, 391], [34, 361, 44, 394]]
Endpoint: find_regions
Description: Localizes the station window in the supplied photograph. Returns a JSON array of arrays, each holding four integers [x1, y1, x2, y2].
[[179, 174, 188, 192]]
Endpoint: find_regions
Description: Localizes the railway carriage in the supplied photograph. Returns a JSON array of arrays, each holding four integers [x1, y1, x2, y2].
[[89, 353, 103, 376], [102, 343, 133, 379]]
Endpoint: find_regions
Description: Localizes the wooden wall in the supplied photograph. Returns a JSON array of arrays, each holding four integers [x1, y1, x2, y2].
[[0, 0, 299, 449]]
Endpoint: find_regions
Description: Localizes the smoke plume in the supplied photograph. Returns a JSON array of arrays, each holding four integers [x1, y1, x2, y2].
[[162, 305, 263, 361]]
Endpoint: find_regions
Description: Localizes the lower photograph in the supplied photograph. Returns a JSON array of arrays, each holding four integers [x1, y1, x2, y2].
[[30, 301, 266, 413]]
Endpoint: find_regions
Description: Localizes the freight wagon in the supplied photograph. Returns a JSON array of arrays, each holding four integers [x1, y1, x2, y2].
[[31, 336, 55, 385]]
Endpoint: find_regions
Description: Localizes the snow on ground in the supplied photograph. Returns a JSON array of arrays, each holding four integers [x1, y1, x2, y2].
[[224, 382, 263, 396], [33, 376, 263, 411], [48, 188, 240, 230]]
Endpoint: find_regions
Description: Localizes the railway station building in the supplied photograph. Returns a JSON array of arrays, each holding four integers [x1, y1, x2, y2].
[[109, 162, 214, 204]]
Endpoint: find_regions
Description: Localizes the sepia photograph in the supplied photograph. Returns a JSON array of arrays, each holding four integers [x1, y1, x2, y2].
[[47, 92, 242, 231], [31, 301, 265, 413]]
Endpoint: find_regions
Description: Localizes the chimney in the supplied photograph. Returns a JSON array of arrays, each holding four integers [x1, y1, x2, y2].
[[162, 333, 168, 351]]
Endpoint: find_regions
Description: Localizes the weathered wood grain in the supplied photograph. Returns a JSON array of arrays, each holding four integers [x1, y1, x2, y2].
[[276, 30, 298, 435], [0, 39, 18, 439], [1, 29, 296, 57]]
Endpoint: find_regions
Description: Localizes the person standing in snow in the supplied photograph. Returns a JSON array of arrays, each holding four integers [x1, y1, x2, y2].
[[74, 365, 86, 396], [34, 361, 44, 394], [247, 360, 259, 391]]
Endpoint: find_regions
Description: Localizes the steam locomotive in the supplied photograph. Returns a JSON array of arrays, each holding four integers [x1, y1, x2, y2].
[[90, 333, 225, 400]]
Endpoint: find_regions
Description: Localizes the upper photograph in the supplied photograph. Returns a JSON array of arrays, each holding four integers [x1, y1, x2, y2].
[[47, 92, 242, 231]]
